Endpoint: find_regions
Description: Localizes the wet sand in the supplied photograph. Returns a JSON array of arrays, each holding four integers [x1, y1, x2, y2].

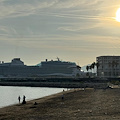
[[0, 88, 120, 120]]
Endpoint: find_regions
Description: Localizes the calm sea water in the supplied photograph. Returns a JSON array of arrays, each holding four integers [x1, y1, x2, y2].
[[0, 86, 63, 108]]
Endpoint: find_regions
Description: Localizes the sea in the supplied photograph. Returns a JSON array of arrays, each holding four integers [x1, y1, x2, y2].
[[0, 86, 63, 108]]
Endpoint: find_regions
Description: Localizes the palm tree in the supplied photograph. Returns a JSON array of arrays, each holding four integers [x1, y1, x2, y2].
[[89, 65, 92, 72], [86, 65, 90, 77], [86, 66, 89, 71], [77, 65, 81, 70], [91, 62, 96, 73], [95, 62, 99, 77], [86, 62, 96, 77]]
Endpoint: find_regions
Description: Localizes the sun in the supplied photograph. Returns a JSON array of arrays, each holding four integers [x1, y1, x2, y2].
[[116, 8, 120, 22]]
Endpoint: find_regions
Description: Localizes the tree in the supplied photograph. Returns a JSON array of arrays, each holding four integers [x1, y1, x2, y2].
[[77, 65, 81, 70], [91, 62, 96, 73], [86, 66, 89, 71]]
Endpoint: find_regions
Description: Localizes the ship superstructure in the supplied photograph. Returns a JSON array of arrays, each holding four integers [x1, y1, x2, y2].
[[0, 58, 84, 78]]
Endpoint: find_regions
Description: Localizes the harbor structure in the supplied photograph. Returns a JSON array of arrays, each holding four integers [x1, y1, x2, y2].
[[96, 56, 120, 78]]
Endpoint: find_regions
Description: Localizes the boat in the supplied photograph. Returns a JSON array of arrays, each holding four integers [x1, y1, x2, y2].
[[0, 58, 84, 78]]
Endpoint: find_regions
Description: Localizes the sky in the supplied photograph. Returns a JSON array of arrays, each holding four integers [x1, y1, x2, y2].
[[0, 0, 120, 66]]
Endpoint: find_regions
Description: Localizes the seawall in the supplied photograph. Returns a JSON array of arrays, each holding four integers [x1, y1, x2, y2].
[[0, 81, 109, 88], [0, 77, 118, 88]]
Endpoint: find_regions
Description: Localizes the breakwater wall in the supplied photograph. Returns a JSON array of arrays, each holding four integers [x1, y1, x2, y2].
[[0, 81, 109, 88], [0, 77, 118, 88]]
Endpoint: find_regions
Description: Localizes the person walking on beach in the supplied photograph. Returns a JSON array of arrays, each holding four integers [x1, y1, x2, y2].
[[22, 95, 26, 104], [18, 96, 21, 103]]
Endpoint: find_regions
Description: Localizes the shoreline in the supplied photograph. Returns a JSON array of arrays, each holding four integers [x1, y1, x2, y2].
[[0, 88, 73, 108], [0, 86, 64, 109], [0, 88, 120, 120]]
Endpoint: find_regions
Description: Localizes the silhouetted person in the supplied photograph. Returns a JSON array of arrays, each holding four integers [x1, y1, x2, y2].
[[22, 95, 26, 104], [18, 96, 21, 103], [34, 102, 37, 105]]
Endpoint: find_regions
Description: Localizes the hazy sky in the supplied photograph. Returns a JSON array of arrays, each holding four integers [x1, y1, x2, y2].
[[0, 0, 120, 66]]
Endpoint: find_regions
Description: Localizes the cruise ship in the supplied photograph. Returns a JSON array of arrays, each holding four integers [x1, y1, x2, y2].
[[0, 58, 84, 78]]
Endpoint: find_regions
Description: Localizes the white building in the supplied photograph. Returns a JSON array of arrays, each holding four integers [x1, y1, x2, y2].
[[96, 56, 120, 78]]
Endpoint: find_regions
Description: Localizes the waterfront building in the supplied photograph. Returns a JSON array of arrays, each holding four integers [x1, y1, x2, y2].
[[96, 56, 120, 78], [0, 58, 84, 78]]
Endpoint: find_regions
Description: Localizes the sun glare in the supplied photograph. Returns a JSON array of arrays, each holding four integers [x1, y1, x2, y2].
[[116, 8, 120, 22]]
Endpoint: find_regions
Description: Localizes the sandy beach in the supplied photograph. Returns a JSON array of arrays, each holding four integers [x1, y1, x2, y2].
[[0, 88, 120, 120]]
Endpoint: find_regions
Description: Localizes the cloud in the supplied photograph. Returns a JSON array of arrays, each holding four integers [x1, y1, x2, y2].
[[0, 0, 103, 19], [0, 26, 9, 33], [0, 0, 120, 64], [52, 0, 102, 9], [0, 0, 58, 19]]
